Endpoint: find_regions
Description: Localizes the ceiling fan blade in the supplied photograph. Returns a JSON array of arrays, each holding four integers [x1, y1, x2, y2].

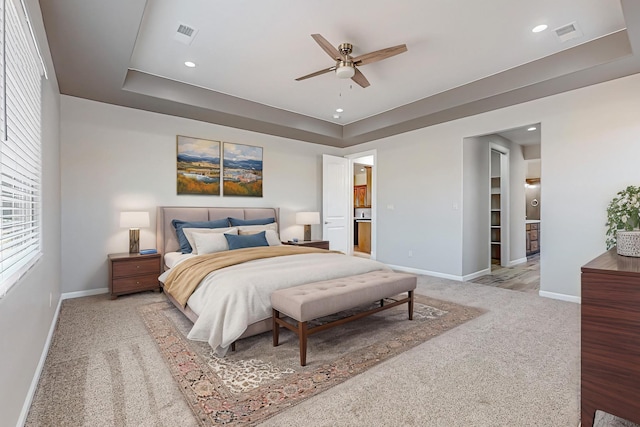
[[351, 68, 370, 88], [311, 34, 341, 61], [295, 66, 336, 81], [353, 44, 407, 66]]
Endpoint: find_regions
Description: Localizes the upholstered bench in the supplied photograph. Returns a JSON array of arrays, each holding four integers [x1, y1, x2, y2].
[[270, 270, 417, 366]]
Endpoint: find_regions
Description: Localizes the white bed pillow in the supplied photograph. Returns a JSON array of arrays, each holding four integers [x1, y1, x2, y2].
[[192, 229, 239, 255], [183, 227, 237, 255], [264, 230, 282, 246], [237, 224, 281, 246], [163, 252, 195, 269]]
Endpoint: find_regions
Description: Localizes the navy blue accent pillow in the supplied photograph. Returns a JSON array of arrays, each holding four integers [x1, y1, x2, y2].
[[224, 231, 269, 250], [172, 218, 230, 253], [228, 217, 275, 226]]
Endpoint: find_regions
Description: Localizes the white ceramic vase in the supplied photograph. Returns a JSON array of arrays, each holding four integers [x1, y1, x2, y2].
[[616, 230, 640, 257]]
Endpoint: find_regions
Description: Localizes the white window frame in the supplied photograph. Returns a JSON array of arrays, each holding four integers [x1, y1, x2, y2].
[[0, 0, 45, 298]]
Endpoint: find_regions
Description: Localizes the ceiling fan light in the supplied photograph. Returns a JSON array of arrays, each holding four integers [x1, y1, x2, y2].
[[336, 63, 355, 79]]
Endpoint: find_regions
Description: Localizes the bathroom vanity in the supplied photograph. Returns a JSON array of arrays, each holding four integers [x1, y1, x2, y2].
[[526, 220, 540, 256]]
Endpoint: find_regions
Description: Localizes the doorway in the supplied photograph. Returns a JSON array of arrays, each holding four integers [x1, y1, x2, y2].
[[321, 151, 377, 258], [462, 123, 541, 292], [347, 150, 376, 259]]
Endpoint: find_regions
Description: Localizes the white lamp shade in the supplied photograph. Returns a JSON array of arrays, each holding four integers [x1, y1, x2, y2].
[[296, 211, 320, 225], [120, 211, 150, 229]]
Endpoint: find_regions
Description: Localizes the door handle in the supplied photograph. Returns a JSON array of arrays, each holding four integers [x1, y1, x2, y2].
[[324, 221, 330, 224]]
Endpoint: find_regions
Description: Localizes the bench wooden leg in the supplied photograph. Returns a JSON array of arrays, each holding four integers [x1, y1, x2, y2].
[[231, 342, 236, 352], [299, 321, 308, 366], [272, 309, 280, 347], [408, 290, 414, 320]]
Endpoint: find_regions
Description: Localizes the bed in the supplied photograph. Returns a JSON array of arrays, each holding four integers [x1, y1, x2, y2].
[[156, 206, 391, 356]]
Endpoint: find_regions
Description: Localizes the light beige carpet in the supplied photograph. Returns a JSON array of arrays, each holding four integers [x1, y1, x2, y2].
[[137, 294, 481, 426], [25, 273, 639, 427]]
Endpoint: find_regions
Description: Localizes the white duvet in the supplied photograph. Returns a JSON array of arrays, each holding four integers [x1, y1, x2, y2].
[[160, 252, 390, 356]]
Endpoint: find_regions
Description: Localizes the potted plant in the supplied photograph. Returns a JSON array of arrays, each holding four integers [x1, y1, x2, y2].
[[606, 185, 640, 256]]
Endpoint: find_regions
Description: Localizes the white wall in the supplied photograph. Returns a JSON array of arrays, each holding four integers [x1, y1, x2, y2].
[[357, 125, 464, 277], [462, 136, 489, 276], [537, 74, 640, 298], [354, 167, 366, 185], [526, 159, 541, 178], [345, 72, 640, 298], [60, 96, 340, 293], [0, 0, 61, 425], [461, 134, 526, 276], [523, 144, 541, 160]]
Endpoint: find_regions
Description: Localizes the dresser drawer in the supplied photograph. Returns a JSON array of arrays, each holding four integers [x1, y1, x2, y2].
[[112, 273, 159, 294], [112, 257, 160, 278]]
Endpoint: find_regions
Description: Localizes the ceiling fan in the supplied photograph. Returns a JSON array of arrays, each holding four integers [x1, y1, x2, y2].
[[295, 34, 408, 88]]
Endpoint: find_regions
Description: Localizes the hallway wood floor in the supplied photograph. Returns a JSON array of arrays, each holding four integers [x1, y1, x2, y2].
[[470, 254, 540, 293]]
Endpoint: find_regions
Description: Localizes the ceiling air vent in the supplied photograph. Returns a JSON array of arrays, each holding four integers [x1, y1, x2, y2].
[[174, 22, 198, 45], [555, 22, 583, 43]]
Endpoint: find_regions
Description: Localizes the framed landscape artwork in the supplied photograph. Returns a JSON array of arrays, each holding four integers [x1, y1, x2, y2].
[[176, 136, 221, 195], [222, 142, 263, 197]]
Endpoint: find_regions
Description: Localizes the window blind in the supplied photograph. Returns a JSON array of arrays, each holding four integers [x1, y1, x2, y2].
[[0, 0, 43, 297]]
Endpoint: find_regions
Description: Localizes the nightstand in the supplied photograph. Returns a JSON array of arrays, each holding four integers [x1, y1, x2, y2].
[[108, 252, 162, 299], [282, 240, 330, 250]]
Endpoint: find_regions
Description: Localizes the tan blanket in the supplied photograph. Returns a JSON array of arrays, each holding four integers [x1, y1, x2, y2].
[[163, 246, 337, 307]]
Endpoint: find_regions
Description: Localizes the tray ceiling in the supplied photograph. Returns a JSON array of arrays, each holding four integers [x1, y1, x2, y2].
[[40, 0, 640, 147]]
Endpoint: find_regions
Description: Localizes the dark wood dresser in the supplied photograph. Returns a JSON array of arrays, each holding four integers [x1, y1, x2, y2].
[[581, 248, 640, 427]]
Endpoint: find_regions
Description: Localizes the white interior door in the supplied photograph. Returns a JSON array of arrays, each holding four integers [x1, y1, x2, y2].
[[322, 154, 350, 253]]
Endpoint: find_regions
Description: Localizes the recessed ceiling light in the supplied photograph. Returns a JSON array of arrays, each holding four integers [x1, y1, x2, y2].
[[527, 126, 537, 131], [333, 114, 341, 119], [336, 108, 344, 113], [532, 24, 548, 33], [184, 61, 196, 68]]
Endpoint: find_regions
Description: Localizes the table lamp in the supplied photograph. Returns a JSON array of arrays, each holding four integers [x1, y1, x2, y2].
[[120, 211, 150, 253], [296, 211, 320, 241]]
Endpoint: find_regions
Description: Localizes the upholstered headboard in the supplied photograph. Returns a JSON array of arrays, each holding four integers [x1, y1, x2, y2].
[[156, 206, 280, 255]]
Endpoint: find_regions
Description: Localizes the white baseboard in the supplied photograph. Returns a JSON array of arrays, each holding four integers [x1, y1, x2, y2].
[[17, 296, 63, 427], [61, 287, 108, 300], [386, 264, 463, 281], [539, 290, 581, 304], [462, 268, 491, 281], [508, 257, 528, 267]]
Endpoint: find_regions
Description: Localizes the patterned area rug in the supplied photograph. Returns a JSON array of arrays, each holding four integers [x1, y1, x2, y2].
[[139, 295, 484, 426]]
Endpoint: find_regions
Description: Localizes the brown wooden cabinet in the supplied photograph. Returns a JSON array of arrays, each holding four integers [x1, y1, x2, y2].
[[353, 167, 372, 208], [581, 249, 640, 427], [282, 240, 330, 250], [356, 221, 371, 253], [526, 222, 540, 256], [354, 185, 367, 207], [108, 252, 161, 299]]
